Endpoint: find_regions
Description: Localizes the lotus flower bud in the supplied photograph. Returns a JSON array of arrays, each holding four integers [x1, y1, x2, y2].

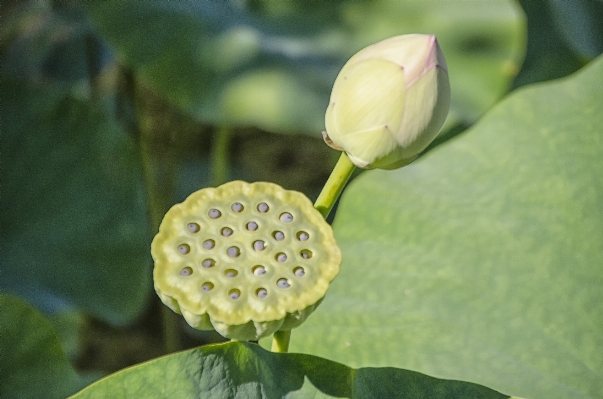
[[324, 34, 450, 169]]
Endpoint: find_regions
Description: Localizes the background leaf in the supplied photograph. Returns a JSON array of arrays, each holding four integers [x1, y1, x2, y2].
[[513, 0, 603, 88], [71, 341, 508, 399], [546, 0, 603, 60], [0, 2, 91, 86], [292, 56, 603, 398], [79, 0, 524, 134], [0, 294, 85, 399], [47, 310, 86, 361], [0, 80, 151, 325]]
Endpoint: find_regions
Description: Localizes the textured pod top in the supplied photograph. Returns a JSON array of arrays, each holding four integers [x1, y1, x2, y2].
[[152, 181, 341, 340]]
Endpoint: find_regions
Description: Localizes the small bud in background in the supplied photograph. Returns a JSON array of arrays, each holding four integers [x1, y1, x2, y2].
[[324, 34, 450, 169]]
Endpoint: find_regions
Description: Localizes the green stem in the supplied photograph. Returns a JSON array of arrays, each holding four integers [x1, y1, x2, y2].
[[212, 126, 231, 186], [314, 152, 356, 219], [270, 152, 356, 352], [271, 330, 291, 353]]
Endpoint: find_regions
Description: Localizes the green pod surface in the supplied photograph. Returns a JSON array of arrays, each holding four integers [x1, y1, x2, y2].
[[152, 181, 341, 341]]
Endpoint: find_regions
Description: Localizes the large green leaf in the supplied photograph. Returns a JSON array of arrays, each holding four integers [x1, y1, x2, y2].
[[293, 56, 603, 398], [71, 341, 509, 398], [0, 80, 151, 325], [0, 294, 84, 399], [80, 0, 523, 134]]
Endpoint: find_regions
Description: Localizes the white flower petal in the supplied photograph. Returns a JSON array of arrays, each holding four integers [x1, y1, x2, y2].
[[395, 66, 450, 153], [341, 125, 399, 167], [331, 58, 405, 136], [351, 35, 436, 85]]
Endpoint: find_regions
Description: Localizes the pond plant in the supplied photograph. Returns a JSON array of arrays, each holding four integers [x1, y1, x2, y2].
[[72, 33, 512, 397], [150, 33, 449, 348], [2, 1, 602, 399]]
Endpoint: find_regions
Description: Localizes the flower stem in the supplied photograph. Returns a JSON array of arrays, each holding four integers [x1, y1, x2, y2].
[[314, 152, 356, 219], [271, 330, 291, 353], [270, 151, 356, 352]]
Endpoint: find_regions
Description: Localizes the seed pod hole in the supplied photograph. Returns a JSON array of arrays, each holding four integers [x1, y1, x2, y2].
[[253, 240, 266, 252], [180, 267, 193, 276], [252, 265, 266, 276], [246, 221, 258, 231], [256, 288, 268, 299], [257, 202, 269, 213], [208, 209, 221, 219], [273, 231, 285, 241], [224, 269, 238, 278], [297, 231, 309, 241], [277, 278, 291, 289], [201, 282, 214, 292], [276, 253, 287, 262], [231, 202, 244, 213], [202, 259, 215, 268], [300, 249, 313, 259], [203, 239, 215, 250], [221, 227, 233, 237], [293, 267, 305, 277], [279, 212, 293, 223], [229, 289, 241, 300], [177, 244, 190, 255], [187, 223, 200, 233], [227, 246, 241, 258]]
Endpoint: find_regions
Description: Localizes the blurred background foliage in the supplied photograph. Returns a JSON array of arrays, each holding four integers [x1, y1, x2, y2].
[[0, 0, 602, 397]]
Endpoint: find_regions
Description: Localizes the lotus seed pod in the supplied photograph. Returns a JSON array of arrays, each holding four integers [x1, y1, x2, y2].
[[324, 34, 450, 170], [152, 181, 341, 341]]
